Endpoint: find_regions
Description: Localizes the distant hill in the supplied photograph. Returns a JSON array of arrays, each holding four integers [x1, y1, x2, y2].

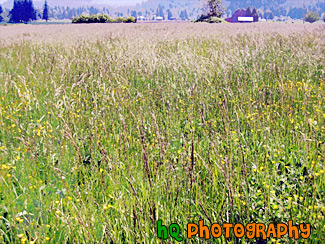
[[223, 0, 324, 19], [133, 0, 324, 19]]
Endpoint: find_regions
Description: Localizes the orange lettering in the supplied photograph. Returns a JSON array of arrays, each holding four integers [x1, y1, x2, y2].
[[223, 223, 233, 238], [246, 223, 256, 239], [300, 223, 311, 239], [277, 223, 288, 238], [199, 220, 210, 240], [266, 223, 276, 238], [234, 224, 245, 238], [211, 224, 222, 238], [288, 220, 299, 240], [187, 223, 198, 239], [256, 223, 266, 239]]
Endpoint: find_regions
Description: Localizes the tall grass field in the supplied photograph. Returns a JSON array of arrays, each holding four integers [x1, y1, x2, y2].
[[0, 23, 324, 243]]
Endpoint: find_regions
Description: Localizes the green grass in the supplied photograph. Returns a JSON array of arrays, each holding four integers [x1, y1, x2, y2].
[[0, 24, 324, 243]]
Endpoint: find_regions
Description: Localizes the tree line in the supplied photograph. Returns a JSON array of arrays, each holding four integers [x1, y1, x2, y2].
[[0, 0, 323, 23], [0, 0, 49, 23]]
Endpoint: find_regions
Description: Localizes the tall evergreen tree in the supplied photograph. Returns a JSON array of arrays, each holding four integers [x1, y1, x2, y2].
[[9, 0, 36, 23], [0, 5, 3, 22], [43, 0, 49, 22], [167, 9, 172, 20], [245, 7, 252, 17], [180, 10, 188, 20], [252, 7, 259, 22], [131, 10, 137, 18], [184, 9, 188, 20], [157, 5, 164, 19], [24, 0, 36, 22]]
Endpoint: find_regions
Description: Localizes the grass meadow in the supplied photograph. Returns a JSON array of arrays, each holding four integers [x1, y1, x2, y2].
[[0, 23, 324, 243]]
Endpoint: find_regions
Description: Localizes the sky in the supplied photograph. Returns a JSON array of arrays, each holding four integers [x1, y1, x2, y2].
[[0, 0, 144, 5], [96, 0, 142, 4]]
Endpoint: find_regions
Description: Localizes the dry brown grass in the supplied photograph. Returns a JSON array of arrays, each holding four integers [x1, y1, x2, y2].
[[0, 22, 324, 46]]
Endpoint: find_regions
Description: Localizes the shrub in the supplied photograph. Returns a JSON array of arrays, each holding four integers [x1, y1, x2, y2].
[[125, 16, 136, 23], [194, 16, 227, 23], [304, 11, 320, 23], [89, 15, 100, 23], [116, 17, 126, 23], [97, 14, 108, 23], [72, 14, 135, 24], [72, 15, 89, 23]]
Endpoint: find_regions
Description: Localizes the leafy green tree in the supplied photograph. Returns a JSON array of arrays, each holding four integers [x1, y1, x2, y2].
[[304, 11, 320, 23], [204, 0, 224, 18], [43, 0, 49, 22]]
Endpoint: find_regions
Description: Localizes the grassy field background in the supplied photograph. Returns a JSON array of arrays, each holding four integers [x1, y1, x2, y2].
[[0, 23, 324, 243]]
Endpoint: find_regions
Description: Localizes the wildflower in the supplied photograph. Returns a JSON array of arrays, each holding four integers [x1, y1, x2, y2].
[[104, 205, 113, 210], [17, 234, 24, 238]]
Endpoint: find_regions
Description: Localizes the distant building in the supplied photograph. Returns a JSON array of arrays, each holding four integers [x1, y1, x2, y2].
[[238, 17, 254, 22], [156, 17, 163, 21], [226, 8, 258, 23], [138, 16, 145, 21]]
